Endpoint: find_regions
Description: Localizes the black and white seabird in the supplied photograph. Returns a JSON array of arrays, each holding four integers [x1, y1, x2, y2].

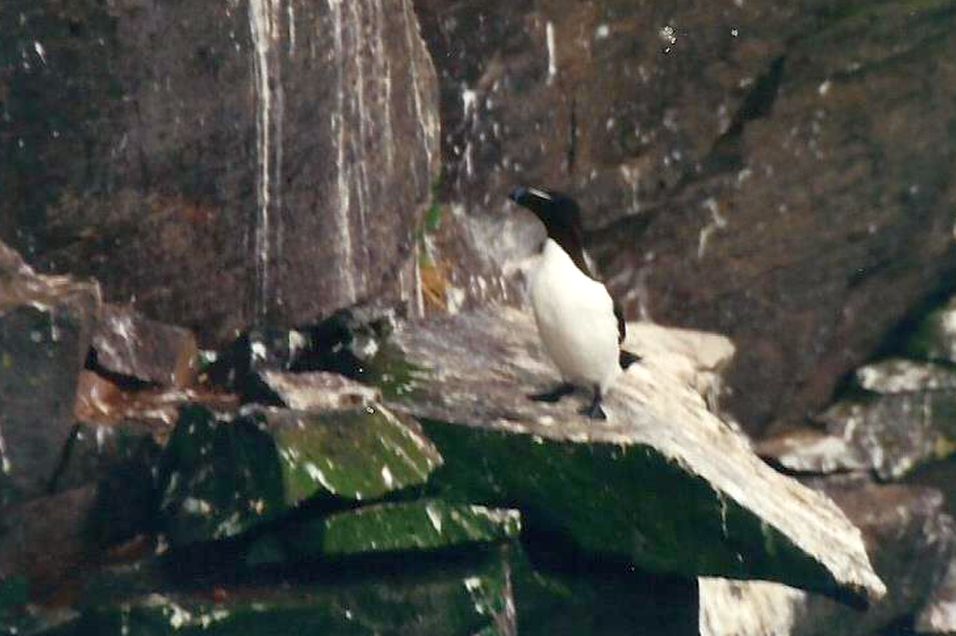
[[509, 186, 640, 420]]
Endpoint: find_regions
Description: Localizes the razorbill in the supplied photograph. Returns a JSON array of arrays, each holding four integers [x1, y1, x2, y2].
[[508, 186, 640, 420]]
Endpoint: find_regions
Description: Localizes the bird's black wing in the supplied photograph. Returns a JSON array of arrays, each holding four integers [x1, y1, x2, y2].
[[613, 300, 626, 344], [614, 300, 642, 369]]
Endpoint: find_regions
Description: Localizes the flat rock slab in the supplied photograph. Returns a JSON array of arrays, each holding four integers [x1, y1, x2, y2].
[[92, 304, 198, 387], [261, 370, 381, 411], [759, 383, 956, 481], [248, 499, 521, 565], [701, 481, 956, 636], [157, 404, 442, 546], [381, 307, 885, 604], [55, 549, 516, 636], [855, 358, 956, 394]]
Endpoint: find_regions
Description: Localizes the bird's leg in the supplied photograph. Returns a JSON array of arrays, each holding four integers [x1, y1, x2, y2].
[[580, 385, 607, 420], [528, 382, 576, 403]]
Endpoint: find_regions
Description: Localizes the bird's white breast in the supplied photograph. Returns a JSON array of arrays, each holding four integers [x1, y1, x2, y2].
[[530, 239, 621, 391]]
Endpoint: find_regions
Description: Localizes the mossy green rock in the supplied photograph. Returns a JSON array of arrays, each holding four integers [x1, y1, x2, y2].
[[158, 405, 441, 546], [267, 407, 441, 504], [247, 500, 520, 565], [158, 407, 284, 545]]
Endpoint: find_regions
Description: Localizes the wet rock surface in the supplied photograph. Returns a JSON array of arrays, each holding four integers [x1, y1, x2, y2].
[[1, 0, 439, 343], [380, 307, 885, 602], [416, 0, 956, 436]]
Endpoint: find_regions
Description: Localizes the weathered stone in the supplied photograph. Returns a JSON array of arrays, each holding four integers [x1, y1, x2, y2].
[[266, 406, 441, 505], [206, 310, 394, 404], [0, 486, 98, 593], [417, 202, 523, 317], [0, 242, 99, 507], [624, 321, 736, 411], [417, 0, 956, 436], [375, 307, 885, 603], [699, 578, 805, 636], [700, 481, 956, 636], [73, 369, 239, 433], [515, 565, 698, 635], [51, 421, 158, 493], [157, 407, 284, 546], [917, 557, 956, 634], [260, 370, 380, 411], [759, 379, 956, 480], [92, 304, 199, 387], [855, 358, 956, 395], [0, 581, 77, 636], [54, 548, 516, 636], [248, 499, 520, 565], [1, 0, 439, 343], [757, 427, 870, 476], [157, 404, 441, 545], [817, 394, 956, 480]]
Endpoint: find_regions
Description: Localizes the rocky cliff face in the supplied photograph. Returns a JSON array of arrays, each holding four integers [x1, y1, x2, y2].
[[1, 0, 438, 344], [3, 1, 956, 634]]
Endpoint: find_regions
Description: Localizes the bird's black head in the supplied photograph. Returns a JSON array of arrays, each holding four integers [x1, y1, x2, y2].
[[508, 186, 590, 275], [508, 186, 583, 237]]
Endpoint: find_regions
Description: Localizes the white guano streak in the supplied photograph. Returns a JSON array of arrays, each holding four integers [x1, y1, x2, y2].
[[350, 0, 372, 290], [373, 1, 394, 172], [328, 0, 357, 300], [401, 0, 437, 172], [249, 0, 284, 322], [546, 21, 557, 82], [0, 418, 10, 474]]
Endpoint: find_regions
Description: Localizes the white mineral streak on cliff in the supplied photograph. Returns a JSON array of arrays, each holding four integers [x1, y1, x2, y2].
[[328, 0, 357, 301], [286, 1, 296, 57], [373, 1, 395, 172], [401, 0, 439, 177], [546, 21, 557, 82], [0, 418, 10, 474], [349, 0, 372, 289], [248, 0, 285, 321]]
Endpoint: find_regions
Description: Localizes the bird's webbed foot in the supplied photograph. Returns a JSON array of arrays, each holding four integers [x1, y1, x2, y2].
[[578, 386, 607, 420], [528, 382, 576, 403]]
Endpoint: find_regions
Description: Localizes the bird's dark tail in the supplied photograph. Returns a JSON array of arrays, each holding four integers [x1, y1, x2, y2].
[[619, 350, 642, 370]]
